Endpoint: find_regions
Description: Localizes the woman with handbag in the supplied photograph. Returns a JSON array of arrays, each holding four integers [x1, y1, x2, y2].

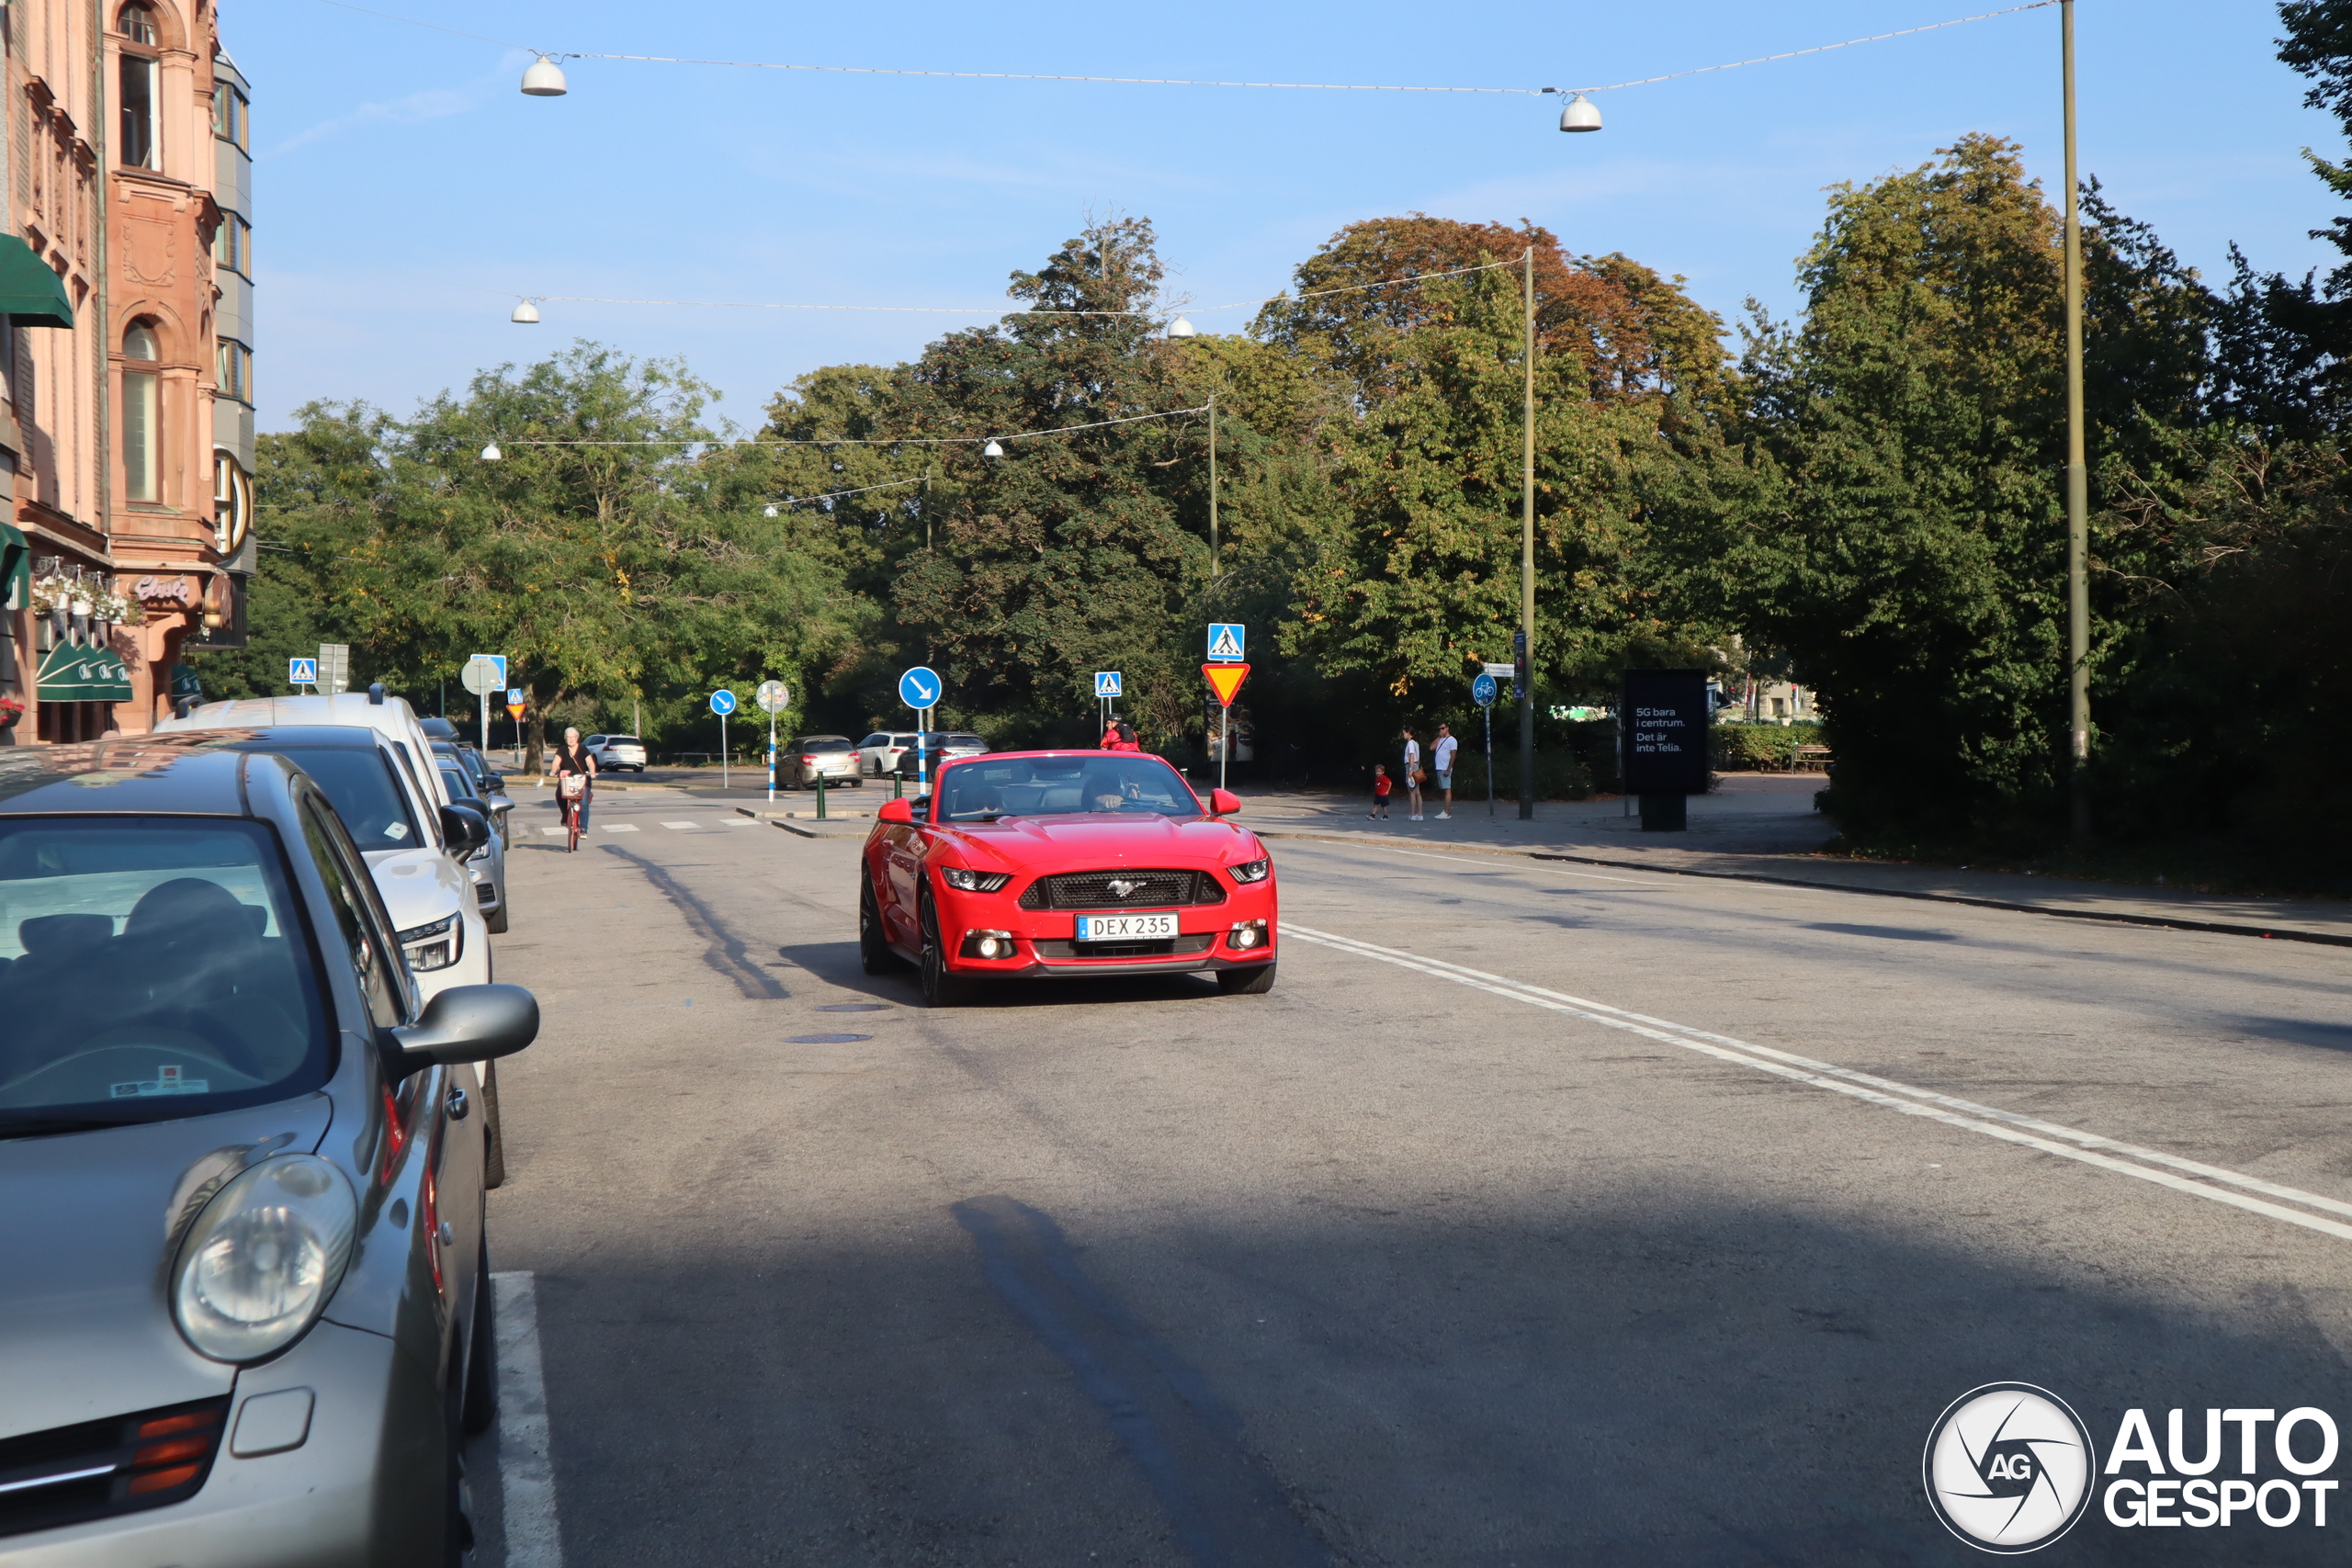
[[553, 726, 598, 852]]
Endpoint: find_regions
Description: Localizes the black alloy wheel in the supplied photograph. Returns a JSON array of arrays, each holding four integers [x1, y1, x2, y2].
[[460, 1231, 498, 1435], [859, 874, 900, 975], [1216, 963, 1277, 996], [917, 886, 969, 1008]]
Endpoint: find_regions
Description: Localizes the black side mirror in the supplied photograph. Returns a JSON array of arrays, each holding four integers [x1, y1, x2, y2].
[[483, 772, 506, 795], [439, 802, 491, 853], [383, 983, 538, 1076]]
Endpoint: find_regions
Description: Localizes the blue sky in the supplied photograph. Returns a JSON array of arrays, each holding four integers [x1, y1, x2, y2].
[[240, 0, 2339, 432]]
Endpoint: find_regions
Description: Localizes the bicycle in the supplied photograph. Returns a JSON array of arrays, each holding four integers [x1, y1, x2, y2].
[[560, 772, 587, 852]]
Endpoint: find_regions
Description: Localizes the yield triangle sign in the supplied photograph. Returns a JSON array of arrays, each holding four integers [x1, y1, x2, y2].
[[1203, 662, 1250, 708]]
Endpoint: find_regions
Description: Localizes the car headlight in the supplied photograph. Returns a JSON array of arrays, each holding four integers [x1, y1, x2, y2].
[[397, 913, 462, 973], [172, 1156, 356, 1363], [941, 866, 1011, 893], [1227, 857, 1272, 885]]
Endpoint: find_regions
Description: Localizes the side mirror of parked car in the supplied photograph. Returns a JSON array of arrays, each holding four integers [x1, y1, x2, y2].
[[483, 771, 507, 795], [439, 803, 491, 853], [384, 983, 539, 1075], [876, 798, 915, 825], [1209, 788, 1242, 815], [484, 796, 514, 820]]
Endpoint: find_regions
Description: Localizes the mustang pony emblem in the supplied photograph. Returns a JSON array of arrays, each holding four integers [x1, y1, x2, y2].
[[1106, 879, 1141, 899]]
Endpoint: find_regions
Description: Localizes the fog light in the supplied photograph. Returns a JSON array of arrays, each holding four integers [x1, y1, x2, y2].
[[979, 936, 1003, 958], [1228, 919, 1266, 951], [960, 929, 1015, 960]]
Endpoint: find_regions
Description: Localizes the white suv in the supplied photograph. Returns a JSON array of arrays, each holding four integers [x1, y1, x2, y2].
[[585, 733, 648, 772], [155, 690, 494, 998]]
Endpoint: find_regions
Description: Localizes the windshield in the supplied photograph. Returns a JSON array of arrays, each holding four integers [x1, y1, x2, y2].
[[0, 818, 332, 1132], [438, 764, 482, 806], [938, 755, 1202, 823], [272, 747, 421, 851]]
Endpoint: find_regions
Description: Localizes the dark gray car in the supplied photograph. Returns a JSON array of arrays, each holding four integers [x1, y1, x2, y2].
[[0, 734, 537, 1564]]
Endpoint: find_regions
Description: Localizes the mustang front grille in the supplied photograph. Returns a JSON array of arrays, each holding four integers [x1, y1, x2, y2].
[[1018, 870, 1227, 910], [0, 1396, 230, 1539]]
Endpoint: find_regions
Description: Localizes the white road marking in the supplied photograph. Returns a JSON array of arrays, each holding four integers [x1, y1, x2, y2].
[[1284, 923, 2352, 1246], [661, 821, 699, 829], [1343, 845, 1664, 886], [600, 824, 639, 833], [538, 827, 566, 837], [492, 1271, 563, 1568]]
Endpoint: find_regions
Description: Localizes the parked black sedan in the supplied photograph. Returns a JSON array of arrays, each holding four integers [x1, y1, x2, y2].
[[0, 734, 537, 1563]]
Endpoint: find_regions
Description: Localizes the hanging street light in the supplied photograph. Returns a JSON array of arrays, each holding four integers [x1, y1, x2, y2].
[[981, 439, 1005, 458], [1165, 315, 1198, 338], [511, 299, 541, 324], [521, 55, 569, 96], [480, 442, 503, 461], [1557, 93, 1602, 132]]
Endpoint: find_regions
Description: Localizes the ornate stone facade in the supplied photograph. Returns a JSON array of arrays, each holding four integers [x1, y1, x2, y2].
[[0, 0, 250, 746]]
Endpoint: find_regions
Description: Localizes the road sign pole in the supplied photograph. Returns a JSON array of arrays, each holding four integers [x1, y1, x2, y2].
[[767, 710, 775, 803], [1219, 706, 1228, 794], [1487, 707, 1494, 817]]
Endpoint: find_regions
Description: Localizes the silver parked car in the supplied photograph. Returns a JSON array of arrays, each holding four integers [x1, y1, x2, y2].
[[781, 735, 863, 789], [0, 734, 537, 1564], [438, 760, 511, 933], [582, 734, 647, 773], [856, 730, 985, 777]]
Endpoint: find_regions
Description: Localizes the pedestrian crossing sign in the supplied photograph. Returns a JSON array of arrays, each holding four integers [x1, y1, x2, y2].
[[288, 657, 318, 686], [1206, 623, 1245, 662], [1094, 671, 1123, 697]]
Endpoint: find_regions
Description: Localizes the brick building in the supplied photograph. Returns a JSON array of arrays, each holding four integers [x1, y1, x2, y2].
[[0, 0, 252, 746]]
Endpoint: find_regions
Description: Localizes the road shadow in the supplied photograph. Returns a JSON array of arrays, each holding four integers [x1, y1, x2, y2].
[[519, 1190, 2352, 1567], [1804, 923, 1963, 943], [776, 938, 1223, 1010]]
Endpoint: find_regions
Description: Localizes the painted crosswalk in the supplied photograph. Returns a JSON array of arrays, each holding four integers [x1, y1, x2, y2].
[[538, 818, 746, 835]]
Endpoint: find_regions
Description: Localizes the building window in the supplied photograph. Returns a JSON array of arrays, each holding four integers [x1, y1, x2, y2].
[[117, 6, 159, 170], [215, 338, 251, 404], [213, 212, 250, 276], [211, 85, 247, 150], [123, 321, 160, 502]]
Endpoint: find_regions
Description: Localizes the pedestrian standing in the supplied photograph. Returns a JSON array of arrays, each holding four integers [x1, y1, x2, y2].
[[1432, 722, 1458, 820], [1401, 727, 1424, 821], [1369, 763, 1392, 818]]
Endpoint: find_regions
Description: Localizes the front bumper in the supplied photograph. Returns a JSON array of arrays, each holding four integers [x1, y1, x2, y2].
[[933, 884, 1277, 980], [3, 1322, 443, 1568]]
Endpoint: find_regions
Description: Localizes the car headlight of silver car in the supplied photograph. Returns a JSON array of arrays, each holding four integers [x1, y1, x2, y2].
[[1227, 857, 1272, 885], [172, 1156, 357, 1363], [941, 865, 1011, 893], [397, 913, 462, 972]]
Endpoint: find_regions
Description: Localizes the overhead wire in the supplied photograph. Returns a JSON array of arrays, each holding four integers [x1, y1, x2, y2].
[[308, 0, 2060, 100]]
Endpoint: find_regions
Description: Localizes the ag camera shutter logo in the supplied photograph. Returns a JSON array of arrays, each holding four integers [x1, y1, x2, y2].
[[1924, 1383, 2097, 1553]]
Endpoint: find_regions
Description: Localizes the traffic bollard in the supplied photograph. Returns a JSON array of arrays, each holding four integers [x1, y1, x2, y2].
[[816, 772, 829, 819]]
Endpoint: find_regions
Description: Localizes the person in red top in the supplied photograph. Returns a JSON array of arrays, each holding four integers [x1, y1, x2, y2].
[[1369, 763, 1393, 818], [1101, 716, 1142, 752]]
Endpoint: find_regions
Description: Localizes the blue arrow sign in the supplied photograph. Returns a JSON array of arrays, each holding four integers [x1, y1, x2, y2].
[[1206, 623, 1246, 662], [1472, 672, 1498, 708], [709, 689, 737, 716], [288, 657, 318, 685], [899, 666, 942, 711], [1094, 671, 1123, 697]]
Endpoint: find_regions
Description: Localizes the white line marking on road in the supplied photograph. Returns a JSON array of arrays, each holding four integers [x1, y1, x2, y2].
[[600, 824, 639, 833], [1348, 845, 1664, 886], [1284, 923, 2352, 1246], [661, 821, 699, 829], [492, 1270, 563, 1568], [538, 827, 566, 837]]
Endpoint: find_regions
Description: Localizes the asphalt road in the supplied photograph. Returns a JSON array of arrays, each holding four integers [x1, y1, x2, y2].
[[469, 786, 2352, 1566]]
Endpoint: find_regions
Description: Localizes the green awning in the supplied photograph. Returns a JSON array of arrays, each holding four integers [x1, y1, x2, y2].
[[0, 522, 25, 611], [0, 236, 73, 328], [37, 638, 131, 703]]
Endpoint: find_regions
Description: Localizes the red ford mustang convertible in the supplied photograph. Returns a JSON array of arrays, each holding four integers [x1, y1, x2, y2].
[[859, 750, 1277, 1005]]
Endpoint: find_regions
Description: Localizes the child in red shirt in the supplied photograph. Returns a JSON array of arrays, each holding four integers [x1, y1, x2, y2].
[[1370, 764, 1392, 818]]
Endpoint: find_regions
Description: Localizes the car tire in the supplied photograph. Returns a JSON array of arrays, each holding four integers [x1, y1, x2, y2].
[[481, 1062, 506, 1190], [461, 1234, 498, 1435], [1216, 963, 1277, 996], [485, 901, 509, 935], [917, 887, 970, 1008], [443, 1361, 476, 1567], [859, 874, 900, 975]]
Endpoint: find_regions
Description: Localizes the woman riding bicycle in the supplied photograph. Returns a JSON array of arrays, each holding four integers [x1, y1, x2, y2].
[[553, 726, 598, 852]]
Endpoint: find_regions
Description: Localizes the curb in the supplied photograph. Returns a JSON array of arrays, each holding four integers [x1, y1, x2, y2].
[[1252, 829, 2352, 949]]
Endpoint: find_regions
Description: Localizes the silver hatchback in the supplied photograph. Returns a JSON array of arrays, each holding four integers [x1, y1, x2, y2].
[[0, 736, 537, 1565]]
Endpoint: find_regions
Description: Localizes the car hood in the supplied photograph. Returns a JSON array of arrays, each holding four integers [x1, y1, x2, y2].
[[362, 845, 465, 930], [936, 814, 1262, 869], [0, 1095, 335, 1438]]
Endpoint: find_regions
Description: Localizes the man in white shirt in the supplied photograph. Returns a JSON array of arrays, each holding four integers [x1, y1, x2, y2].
[[1432, 723, 1458, 819], [1401, 727, 1423, 821]]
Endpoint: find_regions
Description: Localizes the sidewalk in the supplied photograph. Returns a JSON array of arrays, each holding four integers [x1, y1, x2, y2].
[[1237, 774, 2352, 946]]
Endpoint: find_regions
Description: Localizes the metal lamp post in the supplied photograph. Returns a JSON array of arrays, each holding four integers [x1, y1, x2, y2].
[[1519, 245, 1537, 822], [2062, 0, 2091, 841]]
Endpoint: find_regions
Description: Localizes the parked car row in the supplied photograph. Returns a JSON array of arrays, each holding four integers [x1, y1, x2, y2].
[[856, 730, 988, 778], [0, 712, 538, 1564]]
